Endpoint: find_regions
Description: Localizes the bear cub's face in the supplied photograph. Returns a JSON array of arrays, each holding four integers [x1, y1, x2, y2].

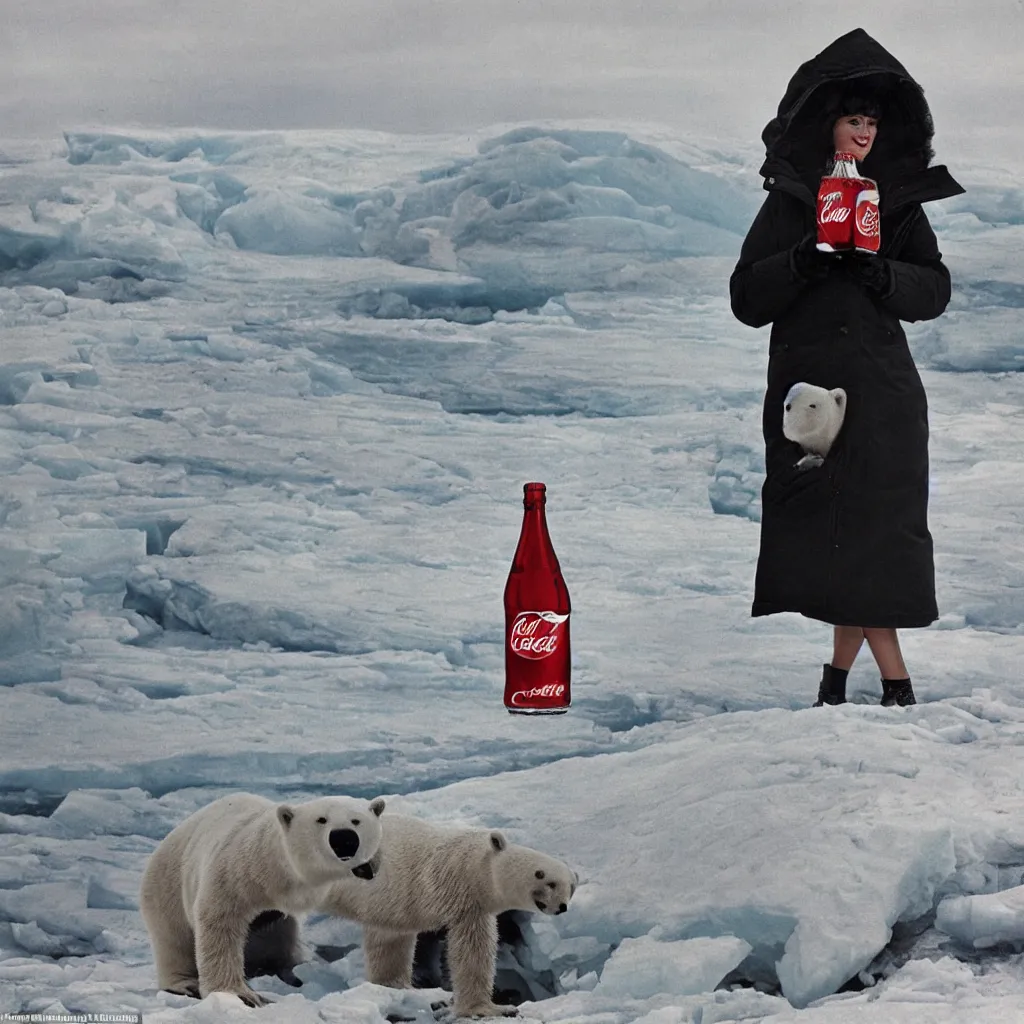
[[782, 383, 846, 453], [529, 860, 577, 915], [277, 796, 385, 883], [489, 832, 577, 916]]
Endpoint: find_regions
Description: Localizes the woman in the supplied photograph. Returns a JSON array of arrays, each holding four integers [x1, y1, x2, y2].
[[730, 28, 965, 707]]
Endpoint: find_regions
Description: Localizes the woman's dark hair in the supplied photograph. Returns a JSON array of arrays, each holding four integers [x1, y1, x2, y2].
[[822, 83, 888, 123]]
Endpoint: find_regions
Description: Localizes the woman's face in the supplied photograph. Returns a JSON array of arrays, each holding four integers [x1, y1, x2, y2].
[[832, 113, 878, 160]]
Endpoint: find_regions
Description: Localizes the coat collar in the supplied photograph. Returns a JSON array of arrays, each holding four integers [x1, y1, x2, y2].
[[881, 164, 965, 212]]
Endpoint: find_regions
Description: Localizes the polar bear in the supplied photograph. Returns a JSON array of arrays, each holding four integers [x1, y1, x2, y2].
[[782, 382, 847, 470], [317, 814, 577, 1020], [140, 792, 385, 1007]]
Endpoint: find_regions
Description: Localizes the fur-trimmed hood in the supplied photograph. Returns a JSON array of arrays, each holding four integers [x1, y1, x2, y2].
[[759, 28, 964, 210]]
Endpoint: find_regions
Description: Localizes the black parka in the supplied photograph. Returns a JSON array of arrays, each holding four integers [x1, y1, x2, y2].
[[730, 29, 965, 628]]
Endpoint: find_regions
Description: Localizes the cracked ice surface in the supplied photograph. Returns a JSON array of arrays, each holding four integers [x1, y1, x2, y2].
[[2, 125, 1024, 1023]]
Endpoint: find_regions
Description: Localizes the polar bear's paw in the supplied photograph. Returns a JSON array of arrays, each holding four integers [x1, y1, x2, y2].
[[432, 997, 519, 1021], [238, 987, 272, 1008], [457, 1002, 518, 1019], [164, 980, 201, 999], [795, 453, 824, 471], [207, 985, 272, 1008]]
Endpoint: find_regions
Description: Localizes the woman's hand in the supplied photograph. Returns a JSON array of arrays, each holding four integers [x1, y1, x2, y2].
[[790, 233, 839, 283], [848, 253, 895, 296]]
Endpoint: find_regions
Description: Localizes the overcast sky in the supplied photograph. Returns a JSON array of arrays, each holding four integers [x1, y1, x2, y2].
[[3, 1, 1023, 167]]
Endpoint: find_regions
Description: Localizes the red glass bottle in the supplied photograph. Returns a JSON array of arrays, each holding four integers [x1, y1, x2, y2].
[[503, 482, 571, 715]]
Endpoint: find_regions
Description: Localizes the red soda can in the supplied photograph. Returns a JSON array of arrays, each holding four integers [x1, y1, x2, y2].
[[503, 482, 571, 715], [854, 188, 880, 253]]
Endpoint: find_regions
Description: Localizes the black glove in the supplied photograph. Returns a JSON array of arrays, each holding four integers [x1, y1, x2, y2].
[[790, 233, 838, 283], [848, 253, 895, 297]]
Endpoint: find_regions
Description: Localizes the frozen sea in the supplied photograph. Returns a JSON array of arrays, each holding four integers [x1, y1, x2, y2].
[[2, 121, 1024, 1023]]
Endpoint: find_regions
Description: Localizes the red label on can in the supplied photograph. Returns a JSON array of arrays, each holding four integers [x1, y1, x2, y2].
[[816, 178, 860, 250], [509, 611, 568, 660], [854, 189, 880, 252], [819, 188, 853, 224], [509, 682, 567, 707]]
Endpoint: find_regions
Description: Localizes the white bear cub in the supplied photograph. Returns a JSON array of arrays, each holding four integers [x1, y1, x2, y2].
[[783, 382, 847, 470], [319, 813, 577, 1020], [140, 792, 385, 1007]]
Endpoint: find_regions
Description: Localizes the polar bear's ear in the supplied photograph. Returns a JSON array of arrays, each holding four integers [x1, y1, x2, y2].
[[489, 831, 508, 853], [277, 805, 295, 829], [369, 797, 386, 818], [831, 388, 847, 408]]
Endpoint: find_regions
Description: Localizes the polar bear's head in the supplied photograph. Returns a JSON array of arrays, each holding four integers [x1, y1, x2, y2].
[[486, 832, 578, 916], [277, 796, 386, 885], [783, 382, 846, 455]]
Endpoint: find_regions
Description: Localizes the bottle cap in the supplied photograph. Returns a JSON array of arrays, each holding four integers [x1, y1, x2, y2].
[[524, 482, 547, 492]]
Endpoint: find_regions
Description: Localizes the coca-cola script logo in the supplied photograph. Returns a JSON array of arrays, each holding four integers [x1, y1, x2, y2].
[[818, 191, 852, 223], [510, 683, 566, 707], [855, 197, 880, 238], [509, 611, 568, 660]]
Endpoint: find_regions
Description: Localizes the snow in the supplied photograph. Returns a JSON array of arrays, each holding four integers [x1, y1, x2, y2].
[[937, 884, 1024, 949], [593, 935, 752, 999], [1, 121, 1024, 1023]]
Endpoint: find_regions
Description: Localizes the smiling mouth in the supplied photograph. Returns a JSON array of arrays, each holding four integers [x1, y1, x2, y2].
[[534, 899, 547, 912]]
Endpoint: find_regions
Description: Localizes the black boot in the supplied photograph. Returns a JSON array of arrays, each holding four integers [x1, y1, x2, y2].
[[881, 678, 916, 707], [813, 664, 848, 706]]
